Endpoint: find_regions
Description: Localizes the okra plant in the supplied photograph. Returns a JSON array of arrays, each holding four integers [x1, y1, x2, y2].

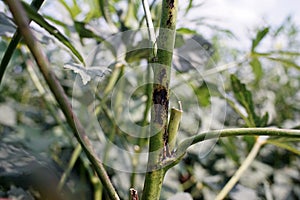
[[1, 0, 300, 199]]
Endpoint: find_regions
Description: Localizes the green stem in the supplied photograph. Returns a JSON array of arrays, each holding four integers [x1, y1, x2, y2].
[[175, 128, 300, 162], [5, 1, 120, 200], [167, 104, 182, 152], [142, 169, 167, 200], [57, 144, 82, 190], [139, 0, 157, 29], [226, 97, 251, 126], [129, 0, 155, 189], [131, 60, 153, 188], [98, 0, 117, 31], [142, 0, 157, 51], [142, 0, 178, 199]]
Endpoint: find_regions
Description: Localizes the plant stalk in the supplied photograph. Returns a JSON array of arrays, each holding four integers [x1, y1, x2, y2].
[[215, 136, 266, 200], [175, 128, 300, 163], [142, 0, 178, 199], [0, 0, 44, 85]]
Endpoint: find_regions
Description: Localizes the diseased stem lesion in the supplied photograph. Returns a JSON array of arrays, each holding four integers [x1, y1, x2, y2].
[[142, 0, 178, 198]]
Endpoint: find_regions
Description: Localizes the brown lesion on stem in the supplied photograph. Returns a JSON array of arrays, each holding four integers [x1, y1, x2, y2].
[[152, 86, 168, 118], [152, 66, 171, 159], [165, 0, 175, 27], [130, 188, 139, 200], [167, 0, 175, 8]]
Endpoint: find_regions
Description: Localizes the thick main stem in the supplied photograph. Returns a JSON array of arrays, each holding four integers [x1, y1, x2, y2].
[[142, 0, 178, 199], [5, 1, 120, 200]]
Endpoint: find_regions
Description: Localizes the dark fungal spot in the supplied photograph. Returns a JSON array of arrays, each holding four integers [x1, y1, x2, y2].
[[168, 0, 175, 8], [152, 85, 169, 125]]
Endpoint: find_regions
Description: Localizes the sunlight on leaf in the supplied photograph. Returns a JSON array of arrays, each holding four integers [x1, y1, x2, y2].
[[64, 63, 110, 85]]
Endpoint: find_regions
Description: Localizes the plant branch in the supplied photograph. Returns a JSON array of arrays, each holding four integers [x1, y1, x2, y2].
[[142, 0, 157, 55], [175, 128, 300, 161], [5, 1, 120, 200], [215, 136, 266, 200], [167, 103, 182, 152], [0, 0, 44, 85], [142, 0, 178, 199]]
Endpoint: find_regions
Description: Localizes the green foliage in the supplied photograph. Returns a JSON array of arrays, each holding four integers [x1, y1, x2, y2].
[[249, 57, 263, 83], [21, 1, 85, 64], [74, 21, 104, 42], [176, 27, 197, 35], [251, 27, 269, 52], [230, 74, 268, 127], [0, 0, 300, 199]]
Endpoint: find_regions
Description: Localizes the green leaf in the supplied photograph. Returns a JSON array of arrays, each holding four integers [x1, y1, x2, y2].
[[99, 0, 113, 24], [0, 0, 45, 85], [251, 27, 269, 52], [125, 49, 150, 63], [249, 57, 263, 83], [230, 74, 257, 127], [196, 83, 211, 107], [230, 75, 269, 127], [43, 15, 70, 36], [191, 81, 219, 107], [254, 51, 300, 57], [267, 140, 300, 155], [84, 0, 101, 22], [259, 112, 269, 127], [58, 0, 81, 19], [184, 0, 193, 15], [176, 28, 197, 35], [220, 138, 240, 164], [21, 1, 85, 65], [266, 57, 300, 70], [74, 21, 104, 42]]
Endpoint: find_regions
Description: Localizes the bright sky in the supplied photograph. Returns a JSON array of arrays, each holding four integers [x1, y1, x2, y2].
[[181, 0, 300, 49], [1, 0, 299, 49], [201, 0, 300, 25]]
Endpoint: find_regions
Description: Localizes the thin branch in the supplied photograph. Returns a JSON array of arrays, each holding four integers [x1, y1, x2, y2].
[[175, 128, 300, 162], [4, 1, 120, 200], [142, 0, 157, 55], [0, 0, 44, 85], [167, 104, 183, 152], [215, 136, 266, 200]]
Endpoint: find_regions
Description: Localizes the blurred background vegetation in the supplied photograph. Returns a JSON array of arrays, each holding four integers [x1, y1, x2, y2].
[[0, 0, 299, 199]]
